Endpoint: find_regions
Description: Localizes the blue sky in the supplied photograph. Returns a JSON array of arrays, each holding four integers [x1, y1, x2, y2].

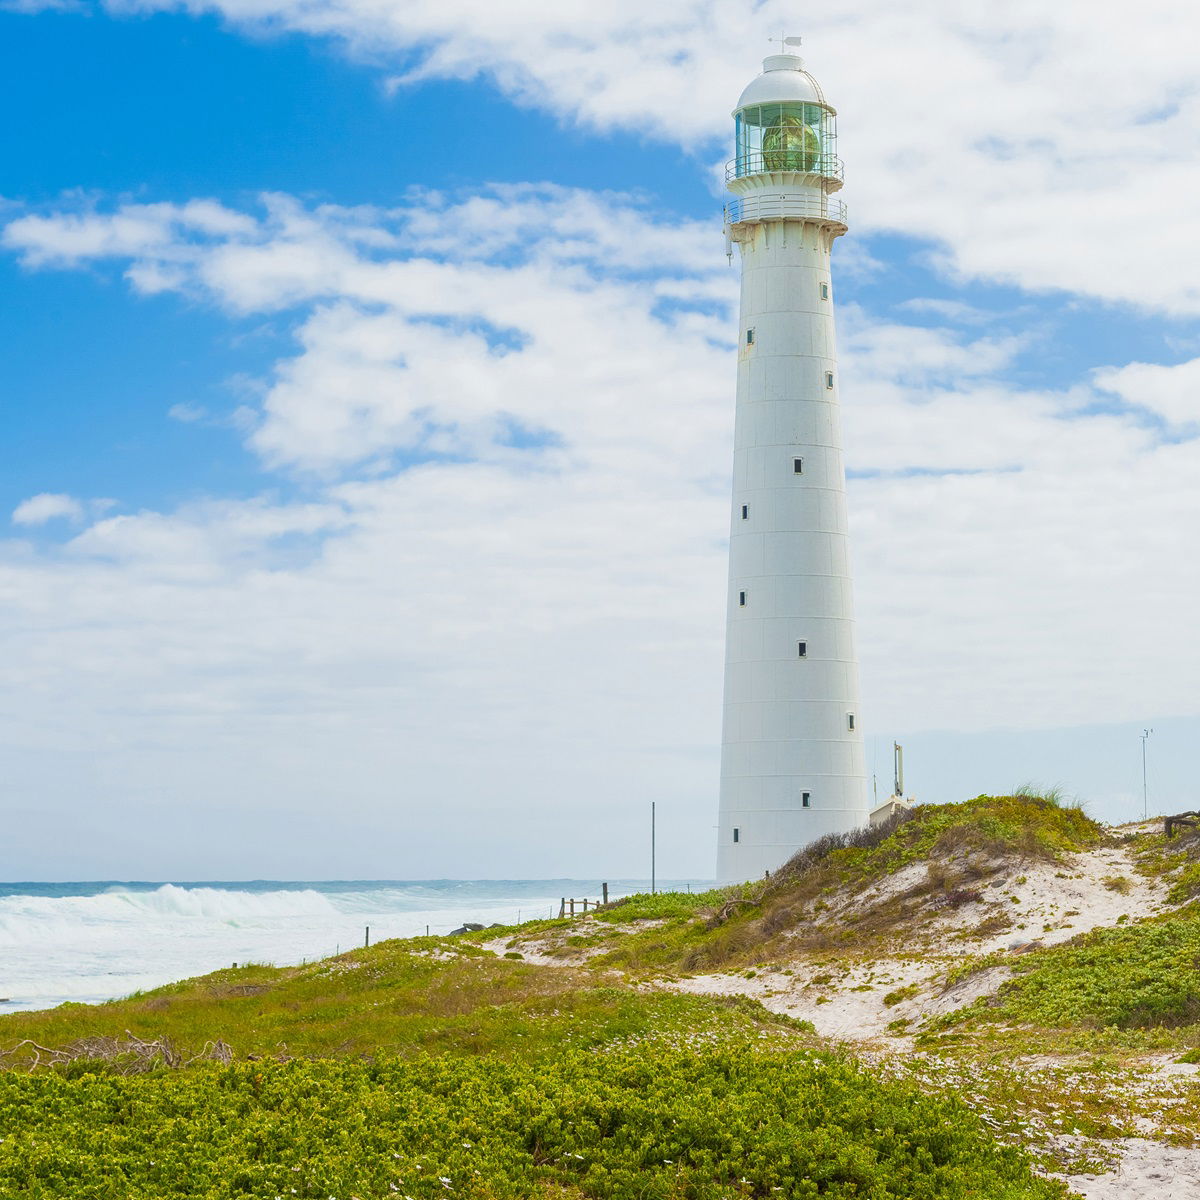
[[0, 11, 703, 515], [2, 2, 1199, 878]]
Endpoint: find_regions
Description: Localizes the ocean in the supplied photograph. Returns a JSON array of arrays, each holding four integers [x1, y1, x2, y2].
[[0, 879, 705, 1012]]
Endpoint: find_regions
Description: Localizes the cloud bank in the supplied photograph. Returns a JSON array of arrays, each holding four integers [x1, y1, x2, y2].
[[51, 0, 1194, 314], [3, 184, 1199, 874]]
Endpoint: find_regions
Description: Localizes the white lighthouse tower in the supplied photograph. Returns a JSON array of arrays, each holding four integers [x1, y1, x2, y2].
[[716, 48, 868, 884]]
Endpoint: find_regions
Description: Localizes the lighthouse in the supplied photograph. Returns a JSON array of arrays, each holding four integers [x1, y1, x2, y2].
[[716, 49, 868, 884]]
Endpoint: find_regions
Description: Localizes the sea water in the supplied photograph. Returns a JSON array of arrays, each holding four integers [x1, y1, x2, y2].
[[0, 880, 704, 1012]]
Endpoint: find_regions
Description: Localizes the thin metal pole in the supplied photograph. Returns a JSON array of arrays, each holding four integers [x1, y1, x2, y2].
[[651, 801, 656, 895], [1141, 728, 1153, 819], [365, 925, 370, 948]]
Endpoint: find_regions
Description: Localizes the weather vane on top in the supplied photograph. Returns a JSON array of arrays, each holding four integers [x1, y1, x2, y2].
[[769, 33, 804, 51]]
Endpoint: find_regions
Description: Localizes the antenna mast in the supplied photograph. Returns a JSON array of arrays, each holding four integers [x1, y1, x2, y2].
[[1141, 729, 1153, 820]]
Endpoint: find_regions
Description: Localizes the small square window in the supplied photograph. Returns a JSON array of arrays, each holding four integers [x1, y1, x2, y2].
[[847, 713, 856, 731], [797, 641, 807, 658], [825, 371, 835, 389], [746, 328, 755, 345], [733, 827, 740, 843], [739, 590, 747, 607], [820, 282, 829, 300], [741, 504, 749, 519], [793, 457, 804, 474], [802, 792, 811, 808]]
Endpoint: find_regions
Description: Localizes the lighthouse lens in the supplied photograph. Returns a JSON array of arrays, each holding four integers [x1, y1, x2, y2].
[[763, 114, 821, 171], [736, 104, 829, 175]]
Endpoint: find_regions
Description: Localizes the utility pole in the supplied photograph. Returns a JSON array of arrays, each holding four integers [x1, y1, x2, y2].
[[1141, 728, 1154, 820], [651, 801, 656, 895]]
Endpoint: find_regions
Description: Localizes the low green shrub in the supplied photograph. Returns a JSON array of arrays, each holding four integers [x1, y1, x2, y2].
[[596, 888, 731, 922], [0, 1047, 1065, 1199], [935, 911, 1200, 1033]]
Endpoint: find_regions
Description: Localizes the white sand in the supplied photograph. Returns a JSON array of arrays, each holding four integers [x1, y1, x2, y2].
[[1064, 1139, 1200, 1199]]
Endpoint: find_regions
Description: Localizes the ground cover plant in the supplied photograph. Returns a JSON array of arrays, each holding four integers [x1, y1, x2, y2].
[[0, 1045, 1067, 1200], [926, 909, 1200, 1050], [1132, 828, 1200, 903]]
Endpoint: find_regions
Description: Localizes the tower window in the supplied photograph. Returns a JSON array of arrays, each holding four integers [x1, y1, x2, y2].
[[847, 713, 856, 731], [825, 371, 835, 389], [820, 282, 829, 300], [741, 504, 749, 519], [733, 827, 740, 843], [802, 792, 811, 808], [797, 641, 807, 658], [793, 457, 804, 474], [746, 328, 755, 345], [739, 590, 747, 606]]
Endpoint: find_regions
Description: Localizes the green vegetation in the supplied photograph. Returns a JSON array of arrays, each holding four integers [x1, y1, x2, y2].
[[0, 943, 796, 1069], [1132, 829, 1200, 903], [0, 1047, 1065, 1199], [930, 910, 1200, 1042], [595, 889, 729, 922], [590, 795, 1106, 973], [882, 984, 920, 1007], [830, 793, 1102, 880]]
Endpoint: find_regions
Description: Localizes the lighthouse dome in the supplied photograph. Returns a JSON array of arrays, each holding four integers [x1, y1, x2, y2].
[[730, 53, 841, 187], [734, 55, 830, 114]]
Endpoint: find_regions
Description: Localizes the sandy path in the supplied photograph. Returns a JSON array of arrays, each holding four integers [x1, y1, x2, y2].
[[1065, 1140, 1200, 1199]]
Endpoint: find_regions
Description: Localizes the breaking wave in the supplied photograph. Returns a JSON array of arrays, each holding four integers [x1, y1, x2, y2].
[[0, 879, 657, 1012], [0, 884, 340, 945]]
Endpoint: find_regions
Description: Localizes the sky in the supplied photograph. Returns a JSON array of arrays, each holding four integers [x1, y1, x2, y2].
[[1, 0, 1199, 880]]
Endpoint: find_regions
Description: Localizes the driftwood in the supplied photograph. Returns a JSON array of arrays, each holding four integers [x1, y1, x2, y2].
[[708, 895, 764, 926], [0, 1032, 234, 1074], [1164, 812, 1200, 839]]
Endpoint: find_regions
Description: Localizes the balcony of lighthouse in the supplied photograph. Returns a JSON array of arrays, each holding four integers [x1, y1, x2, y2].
[[724, 192, 848, 232]]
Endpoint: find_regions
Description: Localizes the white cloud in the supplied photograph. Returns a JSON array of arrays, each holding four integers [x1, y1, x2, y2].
[[8, 0, 1187, 314], [1092, 358, 1200, 429], [12, 493, 84, 526], [168, 402, 209, 423], [3, 186, 1200, 874], [2, 199, 256, 268]]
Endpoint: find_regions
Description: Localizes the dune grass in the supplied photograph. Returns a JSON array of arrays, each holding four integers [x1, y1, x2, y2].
[[584, 795, 1108, 975], [0, 941, 803, 1070]]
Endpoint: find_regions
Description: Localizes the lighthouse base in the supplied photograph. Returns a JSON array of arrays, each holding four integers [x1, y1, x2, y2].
[[716, 801, 870, 885]]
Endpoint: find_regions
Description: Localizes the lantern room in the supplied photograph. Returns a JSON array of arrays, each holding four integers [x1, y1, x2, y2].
[[730, 54, 842, 189]]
